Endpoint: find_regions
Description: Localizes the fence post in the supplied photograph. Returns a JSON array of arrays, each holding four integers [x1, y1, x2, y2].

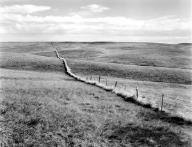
[[106, 79, 107, 86], [136, 86, 139, 98], [55, 50, 60, 58], [90, 75, 92, 80], [114, 81, 117, 88], [99, 75, 101, 83], [161, 94, 164, 111]]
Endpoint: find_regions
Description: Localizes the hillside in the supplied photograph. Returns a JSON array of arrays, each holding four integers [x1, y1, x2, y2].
[[0, 43, 192, 146]]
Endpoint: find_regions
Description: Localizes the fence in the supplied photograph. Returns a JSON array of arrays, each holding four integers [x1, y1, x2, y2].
[[53, 47, 166, 112], [81, 74, 165, 112]]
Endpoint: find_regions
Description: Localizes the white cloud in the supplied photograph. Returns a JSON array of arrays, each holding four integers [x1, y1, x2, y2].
[[69, 4, 109, 16], [0, 4, 51, 14], [0, 4, 191, 42], [2, 5, 188, 35], [0, 0, 25, 3], [0, 13, 190, 36], [80, 4, 109, 13]]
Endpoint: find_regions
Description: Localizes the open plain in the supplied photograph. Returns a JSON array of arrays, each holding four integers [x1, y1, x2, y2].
[[0, 42, 192, 146]]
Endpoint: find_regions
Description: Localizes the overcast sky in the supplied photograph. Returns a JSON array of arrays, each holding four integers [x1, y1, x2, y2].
[[0, 0, 191, 43]]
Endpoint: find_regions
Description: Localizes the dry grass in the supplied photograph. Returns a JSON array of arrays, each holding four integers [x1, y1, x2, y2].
[[66, 59, 191, 85], [31, 42, 191, 85], [0, 42, 192, 146], [0, 68, 191, 146], [76, 74, 192, 121], [36, 49, 102, 59], [0, 42, 54, 53], [0, 52, 64, 72]]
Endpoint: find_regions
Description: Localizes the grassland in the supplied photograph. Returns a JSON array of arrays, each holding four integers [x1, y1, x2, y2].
[[30, 42, 192, 120], [32, 42, 192, 85], [0, 42, 192, 146]]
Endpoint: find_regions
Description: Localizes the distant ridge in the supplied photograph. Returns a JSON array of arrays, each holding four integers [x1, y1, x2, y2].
[[0, 41, 188, 45], [178, 43, 192, 45]]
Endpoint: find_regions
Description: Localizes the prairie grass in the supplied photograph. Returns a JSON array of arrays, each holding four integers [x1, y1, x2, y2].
[[77, 74, 192, 121], [0, 52, 65, 73], [0, 42, 192, 146], [33, 42, 191, 85], [0, 68, 191, 146], [66, 59, 191, 85]]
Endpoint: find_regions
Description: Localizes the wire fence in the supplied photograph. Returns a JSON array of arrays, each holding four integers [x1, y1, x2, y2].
[[54, 48, 166, 112]]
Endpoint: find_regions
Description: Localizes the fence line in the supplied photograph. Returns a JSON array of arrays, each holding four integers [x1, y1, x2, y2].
[[53, 47, 169, 114], [54, 49, 134, 94]]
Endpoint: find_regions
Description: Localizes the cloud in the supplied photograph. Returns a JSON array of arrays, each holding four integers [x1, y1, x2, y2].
[[0, 4, 51, 14], [0, 4, 190, 42], [69, 4, 109, 17], [80, 4, 109, 13], [0, 13, 190, 35]]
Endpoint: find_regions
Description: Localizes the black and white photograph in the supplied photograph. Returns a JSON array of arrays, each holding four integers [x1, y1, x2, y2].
[[0, 0, 192, 146]]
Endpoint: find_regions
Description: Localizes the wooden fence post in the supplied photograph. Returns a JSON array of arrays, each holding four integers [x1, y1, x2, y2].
[[90, 75, 92, 80], [136, 86, 139, 98], [106, 79, 107, 86], [161, 94, 164, 111], [55, 50, 59, 58], [99, 75, 101, 83], [114, 81, 117, 88]]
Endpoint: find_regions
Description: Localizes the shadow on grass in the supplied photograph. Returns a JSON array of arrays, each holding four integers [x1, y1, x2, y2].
[[54, 47, 192, 127], [138, 110, 192, 126], [105, 123, 190, 147], [121, 95, 192, 126]]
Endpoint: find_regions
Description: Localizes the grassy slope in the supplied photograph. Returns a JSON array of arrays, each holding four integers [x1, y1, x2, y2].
[[2, 51, 190, 85], [1, 42, 190, 69], [76, 74, 192, 121], [0, 52, 191, 146], [33, 42, 192, 85], [51, 42, 191, 69], [99, 43, 192, 69], [66, 59, 191, 85], [0, 52, 65, 72], [32, 42, 192, 121], [0, 42, 54, 53]]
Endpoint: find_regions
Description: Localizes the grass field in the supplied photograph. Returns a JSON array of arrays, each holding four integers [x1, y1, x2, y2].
[[26, 42, 192, 120], [0, 42, 192, 146]]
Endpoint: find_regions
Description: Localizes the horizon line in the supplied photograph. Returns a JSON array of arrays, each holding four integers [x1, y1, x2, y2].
[[0, 41, 191, 45]]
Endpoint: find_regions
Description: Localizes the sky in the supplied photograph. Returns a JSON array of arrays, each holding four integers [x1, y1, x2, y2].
[[0, 0, 191, 43]]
